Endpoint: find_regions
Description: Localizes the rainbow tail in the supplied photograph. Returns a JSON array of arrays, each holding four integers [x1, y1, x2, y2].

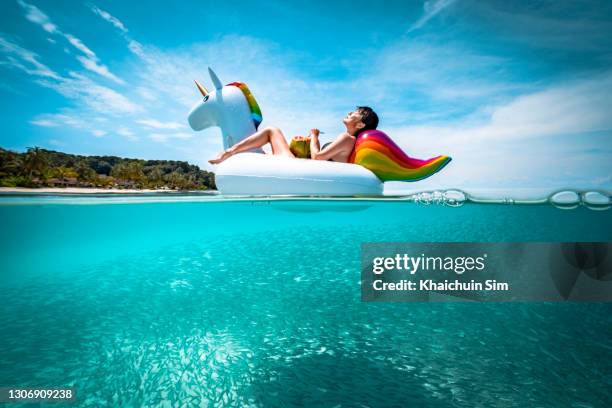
[[349, 130, 452, 182]]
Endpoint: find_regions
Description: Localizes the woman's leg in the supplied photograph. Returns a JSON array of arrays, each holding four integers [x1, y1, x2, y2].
[[209, 127, 294, 164]]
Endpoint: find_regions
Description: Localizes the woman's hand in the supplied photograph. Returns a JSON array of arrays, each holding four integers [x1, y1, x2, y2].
[[309, 128, 320, 138]]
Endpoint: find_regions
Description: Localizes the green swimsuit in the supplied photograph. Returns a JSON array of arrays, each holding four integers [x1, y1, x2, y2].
[[320, 142, 334, 161]]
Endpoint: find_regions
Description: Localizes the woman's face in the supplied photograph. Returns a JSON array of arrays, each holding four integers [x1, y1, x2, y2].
[[342, 110, 365, 132]]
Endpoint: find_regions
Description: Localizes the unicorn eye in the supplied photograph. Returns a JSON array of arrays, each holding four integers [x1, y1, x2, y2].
[[203, 95, 209, 102]]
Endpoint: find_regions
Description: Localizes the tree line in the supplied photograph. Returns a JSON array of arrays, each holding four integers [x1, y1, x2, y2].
[[0, 147, 216, 190]]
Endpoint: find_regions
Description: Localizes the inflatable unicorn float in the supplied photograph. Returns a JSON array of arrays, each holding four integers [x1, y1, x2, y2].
[[188, 68, 451, 196]]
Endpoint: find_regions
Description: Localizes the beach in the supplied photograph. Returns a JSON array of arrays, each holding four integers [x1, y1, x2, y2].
[[0, 187, 215, 194]]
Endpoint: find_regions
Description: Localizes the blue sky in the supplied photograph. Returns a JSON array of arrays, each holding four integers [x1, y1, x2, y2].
[[1, 0, 611, 189]]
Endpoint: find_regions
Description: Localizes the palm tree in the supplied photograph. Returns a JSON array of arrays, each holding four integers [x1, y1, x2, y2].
[[148, 166, 164, 188], [75, 161, 96, 181], [53, 166, 78, 180], [164, 171, 187, 190], [22, 147, 49, 180], [0, 150, 23, 177], [111, 161, 144, 181]]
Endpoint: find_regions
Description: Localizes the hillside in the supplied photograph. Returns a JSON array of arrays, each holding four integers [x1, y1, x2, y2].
[[0, 147, 216, 190]]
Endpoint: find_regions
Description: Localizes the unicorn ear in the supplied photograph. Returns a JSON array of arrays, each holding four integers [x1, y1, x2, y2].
[[208, 67, 223, 89]]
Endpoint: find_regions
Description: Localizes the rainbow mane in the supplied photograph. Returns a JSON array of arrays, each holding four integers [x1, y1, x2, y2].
[[349, 130, 451, 182], [227, 82, 262, 130]]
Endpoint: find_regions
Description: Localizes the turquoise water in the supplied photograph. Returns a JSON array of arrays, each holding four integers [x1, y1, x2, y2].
[[1, 196, 611, 407]]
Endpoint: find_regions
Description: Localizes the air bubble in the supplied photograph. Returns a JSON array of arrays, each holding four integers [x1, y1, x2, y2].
[[443, 190, 467, 207], [408, 190, 466, 207], [583, 191, 611, 211], [583, 191, 610, 205], [413, 191, 444, 206], [550, 191, 580, 209]]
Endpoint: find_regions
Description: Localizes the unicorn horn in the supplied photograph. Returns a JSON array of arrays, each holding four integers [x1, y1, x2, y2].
[[208, 67, 223, 89], [194, 80, 208, 97]]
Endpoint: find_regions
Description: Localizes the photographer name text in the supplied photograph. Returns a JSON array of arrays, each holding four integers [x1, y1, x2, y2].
[[371, 253, 510, 292]]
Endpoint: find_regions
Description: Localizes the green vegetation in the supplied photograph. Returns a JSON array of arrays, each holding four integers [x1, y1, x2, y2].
[[0, 147, 216, 190]]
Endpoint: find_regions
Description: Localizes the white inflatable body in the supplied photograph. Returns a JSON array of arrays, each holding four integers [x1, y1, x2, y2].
[[188, 68, 383, 196], [215, 153, 383, 196]]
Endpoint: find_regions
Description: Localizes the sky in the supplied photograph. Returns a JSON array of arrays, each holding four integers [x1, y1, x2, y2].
[[0, 0, 611, 190]]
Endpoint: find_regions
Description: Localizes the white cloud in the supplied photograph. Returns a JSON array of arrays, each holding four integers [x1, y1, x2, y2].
[[35, 73, 140, 115], [32, 112, 141, 142], [465, 2, 612, 53], [394, 72, 612, 146], [117, 127, 138, 141], [30, 113, 87, 129], [360, 38, 518, 111], [136, 86, 157, 101], [88, 3, 147, 60], [172, 132, 193, 139], [16, 0, 124, 84], [408, 0, 457, 32], [0, 36, 60, 79], [127, 40, 146, 59], [17, 0, 57, 33], [149, 132, 194, 143], [382, 73, 612, 190], [117, 127, 132, 136], [70, 39, 124, 84], [148, 132, 194, 143], [76, 55, 124, 84], [137, 119, 185, 129], [64, 34, 96, 59], [31, 119, 58, 127], [89, 5, 127, 33], [148, 133, 168, 142]]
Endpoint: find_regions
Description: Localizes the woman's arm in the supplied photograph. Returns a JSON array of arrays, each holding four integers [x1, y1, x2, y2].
[[311, 132, 351, 161], [309, 129, 321, 159]]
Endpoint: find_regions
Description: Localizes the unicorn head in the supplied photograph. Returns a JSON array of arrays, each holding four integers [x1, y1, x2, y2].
[[188, 68, 263, 152]]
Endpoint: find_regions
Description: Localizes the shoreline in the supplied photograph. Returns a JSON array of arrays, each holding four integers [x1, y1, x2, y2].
[[0, 187, 216, 195]]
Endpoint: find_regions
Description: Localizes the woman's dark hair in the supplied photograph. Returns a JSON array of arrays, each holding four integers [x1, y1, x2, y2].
[[357, 106, 379, 132]]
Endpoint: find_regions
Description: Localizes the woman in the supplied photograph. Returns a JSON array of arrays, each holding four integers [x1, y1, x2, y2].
[[208, 106, 379, 164]]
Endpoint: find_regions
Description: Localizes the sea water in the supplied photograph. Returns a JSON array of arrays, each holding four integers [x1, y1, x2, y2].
[[0, 195, 611, 407]]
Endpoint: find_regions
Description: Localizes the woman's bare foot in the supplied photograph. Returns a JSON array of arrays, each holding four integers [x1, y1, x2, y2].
[[208, 149, 233, 164]]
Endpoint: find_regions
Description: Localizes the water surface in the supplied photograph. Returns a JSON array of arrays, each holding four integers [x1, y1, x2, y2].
[[1, 196, 611, 406]]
